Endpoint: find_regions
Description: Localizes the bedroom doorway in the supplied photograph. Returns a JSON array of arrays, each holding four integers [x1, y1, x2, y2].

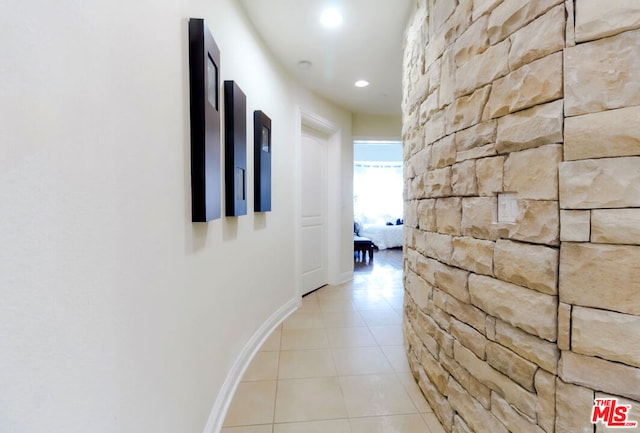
[[300, 128, 329, 295], [353, 140, 404, 251]]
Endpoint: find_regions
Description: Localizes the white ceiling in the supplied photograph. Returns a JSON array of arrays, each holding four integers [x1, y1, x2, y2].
[[238, 0, 413, 116]]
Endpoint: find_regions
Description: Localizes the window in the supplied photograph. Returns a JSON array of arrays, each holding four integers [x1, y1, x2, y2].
[[353, 141, 403, 226]]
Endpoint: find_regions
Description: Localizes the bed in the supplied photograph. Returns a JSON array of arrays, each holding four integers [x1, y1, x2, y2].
[[357, 223, 403, 250]]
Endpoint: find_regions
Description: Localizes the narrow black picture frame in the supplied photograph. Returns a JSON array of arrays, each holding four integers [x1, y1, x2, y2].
[[223, 81, 247, 216], [253, 111, 272, 212], [188, 18, 221, 222]]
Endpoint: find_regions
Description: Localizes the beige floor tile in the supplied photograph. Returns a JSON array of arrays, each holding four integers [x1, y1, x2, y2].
[[281, 329, 329, 350], [273, 419, 351, 433], [316, 288, 355, 301], [359, 309, 403, 326], [319, 299, 357, 312], [223, 381, 277, 427], [325, 327, 378, 348], [352, 297, 393, 311], [221, 425, 272, 433], [380, 345, 411, 372], [243, 351, 280, 381], [331, 346, 395, 376], [358, 281, 402, 292], [222, 250, 446, 433], [352, 274, 375, 284], [367, 286, 402, 295], [316, 283, 347, 293], [282, 311, 324, 330], [278, 349, 336, 379], [351, 286, 375, 294], [339, 374, 417, 417], [349, 414, 429, 433], [260, 330, 282, 352], [397, 372, 434, 413], [321, 310, 366, 328], [422, 412, 447, 433], [274, 377, 348, 423], [386, 296, 405, 310], [378, 286, 405, 297], [369, 325, 405, 346], [297, 297, 321, 313]]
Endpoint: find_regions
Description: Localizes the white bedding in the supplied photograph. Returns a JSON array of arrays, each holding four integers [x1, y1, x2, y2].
[[358, 224, 403, 250]]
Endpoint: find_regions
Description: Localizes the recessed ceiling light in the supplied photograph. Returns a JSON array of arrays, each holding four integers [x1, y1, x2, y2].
[[354, 80, 370, 88], [320, 8, 343, 28]]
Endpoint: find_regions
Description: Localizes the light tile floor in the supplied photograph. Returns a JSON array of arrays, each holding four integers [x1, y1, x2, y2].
[[222, 249, 445, 433]]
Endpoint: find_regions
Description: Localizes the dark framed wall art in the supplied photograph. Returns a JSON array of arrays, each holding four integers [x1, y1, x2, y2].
[[223, 81, 247, 216], [188, 18, 221, 222], [253, 111, 272, 212]]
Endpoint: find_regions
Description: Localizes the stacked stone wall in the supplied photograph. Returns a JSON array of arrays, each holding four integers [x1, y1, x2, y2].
[[402, 0, 640, 432]]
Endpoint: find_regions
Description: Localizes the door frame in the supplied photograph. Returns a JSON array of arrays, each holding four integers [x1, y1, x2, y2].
[[300, 129, 328, 294], [296, 109, 344, 295]]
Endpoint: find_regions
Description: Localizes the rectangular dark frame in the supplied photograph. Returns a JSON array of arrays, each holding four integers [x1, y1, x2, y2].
[[253, 110, 272, 212], [188, 18, 221, 222], [223, 81, 247, 216]]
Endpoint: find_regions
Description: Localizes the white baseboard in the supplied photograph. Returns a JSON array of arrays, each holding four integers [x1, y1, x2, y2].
[[202, 296, 300, 433]]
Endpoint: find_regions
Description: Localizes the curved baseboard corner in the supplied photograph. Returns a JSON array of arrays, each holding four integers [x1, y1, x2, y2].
[[202, 295, 299, 433]]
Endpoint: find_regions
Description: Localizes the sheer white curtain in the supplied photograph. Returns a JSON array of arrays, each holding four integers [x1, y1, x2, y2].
[[353, 162, 403, 226]]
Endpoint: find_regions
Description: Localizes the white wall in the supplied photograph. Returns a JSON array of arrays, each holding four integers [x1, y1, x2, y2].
[[352, 113, 402, 140], [0, 1, 352, 432]]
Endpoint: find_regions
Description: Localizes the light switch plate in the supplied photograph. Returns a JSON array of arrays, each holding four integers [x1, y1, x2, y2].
[[497, 193, 518, 224]]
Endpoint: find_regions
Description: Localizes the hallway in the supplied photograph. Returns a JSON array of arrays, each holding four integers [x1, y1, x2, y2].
[[222, 249, 444, 433]]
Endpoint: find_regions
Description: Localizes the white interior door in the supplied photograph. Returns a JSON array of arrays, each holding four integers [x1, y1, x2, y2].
[[300, 131, 328, 295]]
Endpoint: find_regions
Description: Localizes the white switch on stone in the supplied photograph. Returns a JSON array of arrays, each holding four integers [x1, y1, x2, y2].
[[497, 193, 518, 223]]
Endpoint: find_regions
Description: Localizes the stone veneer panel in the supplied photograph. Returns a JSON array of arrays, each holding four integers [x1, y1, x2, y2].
[[559, 210, 590, 242], [487, 0, 563, 44], [455, 121, 497, 154], [454, 16, 490, 66], [495, 319, 559, 374], [447, 85, 492, 133], [508, 4, 565, 71], [565, 29, 640, 116], [560, 242, 640, 315], [484, 52, 563, 119], [472, 0, 504, 21], [503, 144, 562, 200], [575, 0, 640, 42], [571, 306, 640, 368], [451, 236, 494, 276], [496, 100, 563, 154], [469, 274, 557, 341], [591, 208, 640, 245], [534, 370, 556, 433], [507, 200, 560, 246], [559, 157, 640, 209], [559, 351, 640, 402], [493, 239, 558, 295], [555, 379, 594, 433], [564, 106, 640, 161], [454, 39, 510, 98], [402, 1, 640, 431]]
